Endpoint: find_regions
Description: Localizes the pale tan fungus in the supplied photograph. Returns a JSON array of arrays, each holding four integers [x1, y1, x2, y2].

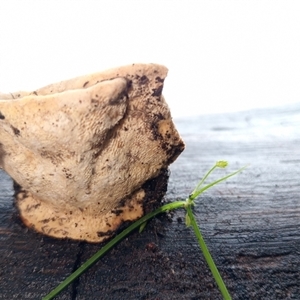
[[0, 64, 184, 242]]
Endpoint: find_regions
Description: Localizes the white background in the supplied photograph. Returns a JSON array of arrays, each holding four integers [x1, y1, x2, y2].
[[1, 1, 299, 118]]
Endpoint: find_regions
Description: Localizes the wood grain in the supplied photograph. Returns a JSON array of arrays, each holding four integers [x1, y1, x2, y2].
[[0, 103, 299, 299]]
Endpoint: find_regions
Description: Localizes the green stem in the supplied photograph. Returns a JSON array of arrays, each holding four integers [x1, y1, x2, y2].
[[42, 201, 186, 300], [193, 165, 247, 199], [190, 164, 217, 199], [186, 206, 232, 300], [43, 162, 245, 300]]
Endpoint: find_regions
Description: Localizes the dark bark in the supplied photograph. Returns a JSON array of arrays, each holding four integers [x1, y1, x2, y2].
[[0, 103, 299, 299]]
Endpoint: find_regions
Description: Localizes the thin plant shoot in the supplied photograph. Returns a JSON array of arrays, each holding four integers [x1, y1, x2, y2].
[[43, 161, 246, 300]]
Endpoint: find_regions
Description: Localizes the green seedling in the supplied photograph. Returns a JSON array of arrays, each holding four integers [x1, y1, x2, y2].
[[43, 161, 246, 300]]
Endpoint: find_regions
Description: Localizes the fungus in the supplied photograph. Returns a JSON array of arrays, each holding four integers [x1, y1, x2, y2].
[[0, 64, 184, 242]]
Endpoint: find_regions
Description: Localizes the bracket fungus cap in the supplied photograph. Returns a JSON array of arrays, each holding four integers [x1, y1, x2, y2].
[[0, 63, 184, 242]]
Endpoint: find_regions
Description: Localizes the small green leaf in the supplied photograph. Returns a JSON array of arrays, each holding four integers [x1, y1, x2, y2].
[[139, 221, 147, 233], [185, 212, 191, 227]]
